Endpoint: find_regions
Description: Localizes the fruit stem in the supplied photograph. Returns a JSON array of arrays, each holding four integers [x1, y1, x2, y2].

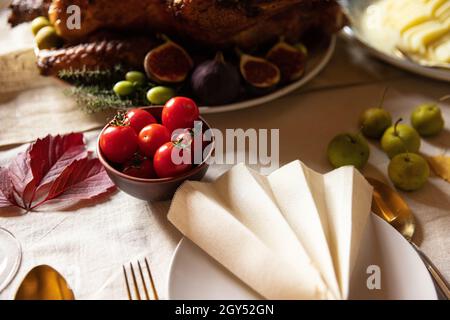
[[397, 134, 410, 158], [393, 118, 402, 136], [378, 86, 389, 109], [438, 94, 450, 103], [158, 33, 171, 43], [109, 110, 129, 126], [215, 51, 225, 64], [393, 118, 410, 156], [347, 134, 356, 144], [234, 47, 244, 57]]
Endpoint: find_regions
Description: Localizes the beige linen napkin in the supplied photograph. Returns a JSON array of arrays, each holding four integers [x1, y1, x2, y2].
[[0, 11, 110, 147], [168, 166, 330, 300], [267, 160, 341, 299], [323, 166, 373, 298], [168, 161, 373, 300], [0, 49, 111, 147]]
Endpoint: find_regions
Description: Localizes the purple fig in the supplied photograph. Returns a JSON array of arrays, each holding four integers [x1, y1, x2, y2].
[[191, 52, 240, 105]]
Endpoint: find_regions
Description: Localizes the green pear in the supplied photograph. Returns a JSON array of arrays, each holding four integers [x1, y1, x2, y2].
[[411, 103, 444, 137], [360, 108, 392, 139], [327, 133, 370, 169], [388, 153, 429, 191], [381, 119, 421, 158]]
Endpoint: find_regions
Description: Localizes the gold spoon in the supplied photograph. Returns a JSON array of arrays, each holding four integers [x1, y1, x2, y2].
[[15, 265, 75, 300], [367, 177, 450, 299]]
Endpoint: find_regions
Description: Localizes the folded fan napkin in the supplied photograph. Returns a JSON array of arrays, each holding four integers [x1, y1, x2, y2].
[[168, 161, 373, 299], [267, 161, 341, 299]]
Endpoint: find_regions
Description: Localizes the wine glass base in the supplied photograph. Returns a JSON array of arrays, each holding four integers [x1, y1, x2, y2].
[[0, 227, 22, 293]]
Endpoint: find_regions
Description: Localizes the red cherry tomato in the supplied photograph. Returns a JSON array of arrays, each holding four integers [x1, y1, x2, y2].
[[173, 129, 205, 165], [162, 97, 199, 133], [100, 125, 138, 164], [126, 108, 157, 134], [138, 124, 170, 157], [122, 156, 155, 179], [153, 142, 192, 178]]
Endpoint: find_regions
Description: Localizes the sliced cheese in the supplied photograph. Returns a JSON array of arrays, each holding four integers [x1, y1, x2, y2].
[[436, 2, 450, 19], [432, 38, 450, 61], [364, 0, 450, 64], [402, 20, 449, 53], [427, 0, 447, 13], [388, 3, 431, 33]]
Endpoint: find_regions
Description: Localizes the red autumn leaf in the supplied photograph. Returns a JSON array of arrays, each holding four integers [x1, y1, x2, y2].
[[29, 133, 87, 188], [7, 133, 87, 208], [0, 133, 115, 213], [0, 167, 20, 208], [7, 151, 33, 206], [31, 158, 115, 210]]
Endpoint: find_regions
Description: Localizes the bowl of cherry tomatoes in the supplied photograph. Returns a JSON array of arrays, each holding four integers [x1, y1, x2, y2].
[[97, 97, 215, 201]]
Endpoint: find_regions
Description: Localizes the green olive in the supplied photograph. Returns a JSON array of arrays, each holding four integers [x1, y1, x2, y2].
[[35, 26, 62, 50], [146, 86, 176, 105], [113, 81, 135, 96], [125, 71, 146, 86], [31, 16, 50, 36]]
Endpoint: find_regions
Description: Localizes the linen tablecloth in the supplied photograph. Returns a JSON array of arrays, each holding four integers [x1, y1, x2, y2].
[[0, 8, 449, 299]]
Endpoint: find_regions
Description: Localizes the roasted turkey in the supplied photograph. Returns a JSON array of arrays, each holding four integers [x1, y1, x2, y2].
[[8, 0, 346, 75]]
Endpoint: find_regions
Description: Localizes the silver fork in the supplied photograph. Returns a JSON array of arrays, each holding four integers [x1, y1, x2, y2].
[[123, 258, 159, 300]]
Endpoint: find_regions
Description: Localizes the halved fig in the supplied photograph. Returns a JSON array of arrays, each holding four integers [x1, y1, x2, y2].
[[144, 37, 193, 83], [239, 53, 280, 89], [266, 39, 307, 82]]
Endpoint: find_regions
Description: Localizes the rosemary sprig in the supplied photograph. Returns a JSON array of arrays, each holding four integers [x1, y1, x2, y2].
[[58, 65, 167, 113], [64, 85, 133, 113], [58, 65, 126, 86]]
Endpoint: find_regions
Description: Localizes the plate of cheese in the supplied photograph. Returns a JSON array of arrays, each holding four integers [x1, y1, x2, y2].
[[341, 0, 450, 82]]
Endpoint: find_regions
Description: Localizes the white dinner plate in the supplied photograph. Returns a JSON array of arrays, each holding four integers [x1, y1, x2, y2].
[[198, 36, 336, 114], [0, 227, 21, 293], [167, 214, 438, 300], [340, 0, 450, 82]]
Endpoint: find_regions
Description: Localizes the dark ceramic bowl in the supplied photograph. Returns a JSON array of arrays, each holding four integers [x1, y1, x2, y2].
[[97, 107, 214, 201]]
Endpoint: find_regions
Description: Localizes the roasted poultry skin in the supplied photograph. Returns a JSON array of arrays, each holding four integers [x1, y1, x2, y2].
[[8, 0, 51, 26], [9, 0, 345, 75], [48, 0, 312, 45], [37, 35, 157, 76], [49, 0, 344, 47]]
